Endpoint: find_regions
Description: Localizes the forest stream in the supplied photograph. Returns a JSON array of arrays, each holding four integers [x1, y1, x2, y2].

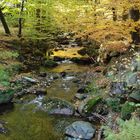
[[0, 0, 140, 140], [0, 42, 140, 140], [0, 47, 101, 140]]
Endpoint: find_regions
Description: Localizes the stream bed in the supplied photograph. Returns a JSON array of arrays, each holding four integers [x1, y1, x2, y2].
[[0, 61, 99, 140]]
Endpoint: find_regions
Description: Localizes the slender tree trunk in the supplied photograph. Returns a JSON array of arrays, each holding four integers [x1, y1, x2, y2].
[[0, 9, 11, 35], [18, 0, 25, 38], [130, 8, 140, 44], [112, 7, 117, 21], [93, 0, 98, 25], [36, 8, 41, 31]]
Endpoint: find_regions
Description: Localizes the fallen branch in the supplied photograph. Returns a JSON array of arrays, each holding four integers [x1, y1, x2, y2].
[[98, 128, 103, 140]]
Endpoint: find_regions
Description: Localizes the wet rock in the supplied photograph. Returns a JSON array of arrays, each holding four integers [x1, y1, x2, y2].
[[121, 101, 135, 120], [60, 72, 67, 77], [15, 90, 27, 98], [38, 72, 47, 77], [65, 121, 96, 140], [126, 72, 140, 87], [53, 56, 65, 61], [77, 48, 87, 56], [131, 56, 140, 72], [109, 52, 120, 57], [75, 93, 87, 100], [72, 79, 81, 84], [42, 98, 75, 116], [63, 75, 75, 81], [75, 38, 83, 46], [0, 121, 8, 134], [110, 82, 127, 95], [43, 60, 58, 68], [77, 87, 88, 94], [129, 90, 140, 103], [78, 96, 102, 116], [56, 34, 70, 45], [35, 89, 47, 96], [71, 57, 92, 65], [49, 108, 74, 116], [53, 75, 59, 80], [22, 77, 38, 84]]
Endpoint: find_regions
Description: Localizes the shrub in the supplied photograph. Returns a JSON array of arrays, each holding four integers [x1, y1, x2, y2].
[[106, 97, 121, 112], [0, 51, 19, 60], [0, 66, 10, 86]]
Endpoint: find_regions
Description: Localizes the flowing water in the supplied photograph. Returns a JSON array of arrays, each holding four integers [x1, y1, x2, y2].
[[0, 60, 95, 140]]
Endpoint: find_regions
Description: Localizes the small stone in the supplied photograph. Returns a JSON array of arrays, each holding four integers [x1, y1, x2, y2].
[[35, 89, 47, 96], [77, 87, 88, 94], [0, 121, 8, 134], [38, 72, 47, 77], [75, 93, 87, 100], [60, 72, 67, 77], [110, 82, 127, 95], [22, 76, 38, 84], [49, 108, 73, 116]]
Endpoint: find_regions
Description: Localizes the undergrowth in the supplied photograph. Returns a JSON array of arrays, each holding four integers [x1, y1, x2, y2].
[[104, 117, 140, 140]]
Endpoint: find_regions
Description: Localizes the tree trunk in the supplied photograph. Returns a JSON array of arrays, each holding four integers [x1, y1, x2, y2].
[[0, 9, 11, 35], [36, 8, 41, 31], [112, 7, 117, 21], [130, 8, 140, 44], [18, 0, 25, 38]]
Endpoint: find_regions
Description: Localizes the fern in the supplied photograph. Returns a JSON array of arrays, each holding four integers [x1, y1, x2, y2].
[[104, 117, 140, 140]]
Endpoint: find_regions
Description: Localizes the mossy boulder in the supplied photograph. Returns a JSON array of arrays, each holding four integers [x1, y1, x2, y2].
[[126, 72, 140, 87], [129, 90, 140, 103], [121, 102, 135, 120], [106, 97, 121, 112], [78, 96, 102, 116]]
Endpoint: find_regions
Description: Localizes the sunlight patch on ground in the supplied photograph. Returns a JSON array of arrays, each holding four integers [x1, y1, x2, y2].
[[51, 47, 87, 59]]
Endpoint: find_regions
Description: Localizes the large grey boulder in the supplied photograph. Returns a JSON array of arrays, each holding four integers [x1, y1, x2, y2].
[[65, 121, 96, 140]]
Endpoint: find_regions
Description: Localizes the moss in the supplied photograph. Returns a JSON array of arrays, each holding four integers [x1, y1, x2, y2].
[[0, 89, 14, 104], [0, 50, 19, 60], [106, 97, 121, 112], [0, 110, 62, 140], [0, 66, 10, 86], [104, 117, 140, 140], [84, 96, 102, 113], [44, 60, 58, 68], [121, 102, 136, 120]]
